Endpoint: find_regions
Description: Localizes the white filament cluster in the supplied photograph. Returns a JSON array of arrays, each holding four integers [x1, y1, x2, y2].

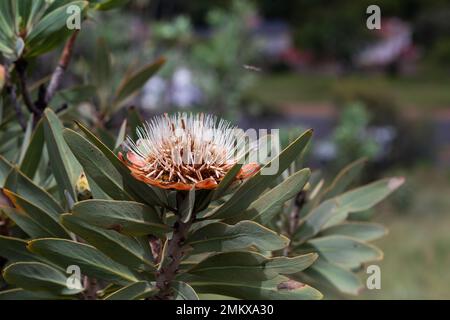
[[124, 113, 246, 183]]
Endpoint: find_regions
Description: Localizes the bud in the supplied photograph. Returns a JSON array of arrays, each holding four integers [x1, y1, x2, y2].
[[75, 173, 92, 201], [0, 64, 5, 91]]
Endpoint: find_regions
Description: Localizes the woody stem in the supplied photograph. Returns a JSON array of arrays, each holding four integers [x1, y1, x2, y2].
[[154, 213, 194, 299]]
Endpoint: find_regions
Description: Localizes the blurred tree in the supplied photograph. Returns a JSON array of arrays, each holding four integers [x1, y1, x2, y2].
[[415, 7, 450, 55], [145, 0, 258, 119], [255, 0, 450, 65], [331, 102, 379, 173]]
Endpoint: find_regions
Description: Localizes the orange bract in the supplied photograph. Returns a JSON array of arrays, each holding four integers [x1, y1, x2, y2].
[[119, 151, 260, 190]]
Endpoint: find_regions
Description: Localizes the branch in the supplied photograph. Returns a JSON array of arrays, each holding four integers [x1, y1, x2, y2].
[[44, 30, 79, 105], [154, 214, 194, 299], [284, 191, 307, 256], [7, 85, 27, 130], [15, 59, 41, 116], [82, 276, 99, 300]]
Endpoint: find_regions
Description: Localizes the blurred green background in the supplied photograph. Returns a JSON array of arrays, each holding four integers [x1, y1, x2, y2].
[[10, 0, 450, 299]]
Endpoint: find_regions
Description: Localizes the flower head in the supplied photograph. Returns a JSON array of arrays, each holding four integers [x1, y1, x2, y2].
[[119, 113, 259, 190]]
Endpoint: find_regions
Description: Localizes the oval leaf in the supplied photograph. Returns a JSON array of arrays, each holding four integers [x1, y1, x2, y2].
[[187, 220, 289, 254], [227, 168, 310, 224], [43, 109, 82, 202], [104, 281, 157, 300], [298, 235, 383, 269], [71, 199, 168, 237], [2, 261, 83, 295], [61, 213, 155, 271], [187, 275, 322, 300], [114, 57, 166, 106], [28, 238, 140, 285], [295, 177, 404, 242], [320, 222, 387, 242]]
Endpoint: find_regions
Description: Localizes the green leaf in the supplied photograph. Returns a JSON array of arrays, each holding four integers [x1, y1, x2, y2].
[[210, 129, 312, 220], [63, 128, 133, 201], [0, 155, 12, 187], [104, 281, 157, 300], [61, 213, 155, 271], [321, 158, 367, 200], [71, 199, 168, 237], [92, 37, 111, 88], [16, 0, 34, 28], [126, 107, 143, 141], [52, 85, 97, 106], [197, 293, 238, 300], [114, 119, 127, 151], [96, 126, 115, 149], [2, 261, 83, 295], [187, 251, 318, 281], [18, 114, 34, 165], [196, 149, 253, 212], [43, 109, 82, 202], [25, 1, 89, 57], [113, 57, 165, 106], [227, 168, 310, 224], [1, 206, 50, 238], [44, 0, 77, 14], [0, 42, 15, 59], [0, 42, 14, 59], [298, 235, 382, 269], [0, 288, 64, 300], [187, 221, 289, 254], [0, 0, 16, 40], [28, 238, 140, 285], [178, 188, 195, 223], [320, 222, 387, 242], [302, 257, 363, 295], [4, 166, 64, 219], [19, 118, 45, 179], [74, 121, 165, 207], [172, 281, 199, 300], [2, 189, 70, 238], [84, 174, 110, 200], [0, 235, 41, 262], [295, 177, 404, 243], [212, 162, 243, 201], [94, 0, 130, 11], [16, 0, 48, 32], [0, 128, 21, 160], [187, 275, 322, 300]]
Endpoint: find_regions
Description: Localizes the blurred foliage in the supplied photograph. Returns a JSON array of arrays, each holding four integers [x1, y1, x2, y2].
[[425, 38, 450, 70], [360, 168, 450, 299], [331, 103, 379, 174], [145, 0, 258, 119], [256, 0, 450, 65], [415, 6, 450, 50]]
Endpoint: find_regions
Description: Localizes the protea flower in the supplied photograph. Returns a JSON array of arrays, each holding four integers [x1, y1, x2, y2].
[[119, 113, 259, 190]]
